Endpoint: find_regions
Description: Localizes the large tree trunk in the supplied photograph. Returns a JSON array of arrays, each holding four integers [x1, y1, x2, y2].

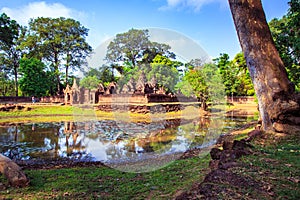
[[54, 50, 61, 94], [13, 64, 18, 97], [65, 53, 71, 86], [228, 0, 300, 133], [0, 154, 29, 187]]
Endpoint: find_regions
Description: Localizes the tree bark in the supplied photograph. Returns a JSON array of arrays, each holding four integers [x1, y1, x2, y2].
[[13, 64, 18, 97], [54, 51, 61, 94], [0, 154, 29, 187], [228, 0, 300, 133]]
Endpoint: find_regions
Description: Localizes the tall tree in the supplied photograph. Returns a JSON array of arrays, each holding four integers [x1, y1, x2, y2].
[[24, 17, 92, 93], [61, 18, 92, 86], [106, 29, 150, 68], [177, 63, 224, 110], [0, 13, 24, 96], [141, 41, 175, 64], [228, 0, 300, 133], [105, 28, 174, 72]]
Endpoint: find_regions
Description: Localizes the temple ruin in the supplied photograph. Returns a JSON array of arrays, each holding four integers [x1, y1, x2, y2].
[[63, 73, 196, 113]]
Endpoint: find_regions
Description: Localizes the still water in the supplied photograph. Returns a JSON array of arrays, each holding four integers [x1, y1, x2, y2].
[[0, 116, 251, 164]]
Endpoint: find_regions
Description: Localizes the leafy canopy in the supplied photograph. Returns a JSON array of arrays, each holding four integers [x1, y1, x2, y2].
[[269, 0, 300, 91], [19, 58, 53, 97], [105, 28, 174, 71]]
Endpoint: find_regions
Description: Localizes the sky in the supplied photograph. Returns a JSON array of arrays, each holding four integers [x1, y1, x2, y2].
[[0, 0, 290, 64]]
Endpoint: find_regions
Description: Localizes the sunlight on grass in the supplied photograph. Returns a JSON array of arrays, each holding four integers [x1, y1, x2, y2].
[[0, 155, 211, 199]]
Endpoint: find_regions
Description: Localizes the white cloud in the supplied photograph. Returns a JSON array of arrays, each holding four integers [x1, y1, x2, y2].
[[0, 1, 86, 25], [160, 0, 227, 11], [1, 2, 108, 52]]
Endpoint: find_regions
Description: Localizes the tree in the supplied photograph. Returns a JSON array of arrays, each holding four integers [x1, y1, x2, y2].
[[228, 0, 300, 133], [84, 66, 115, 86], [214, 53, 239, 96], [0, 72, 14, 96], [269, 0, 300, 91], [214, 52, 254, 96], [177, 63, 224, 110], [23, 17, 92, 93], [179, 68, 207, 103], [79, 76, 101, 90], [106, 29, 150, 68], [187, 58, 206, 69], [147, 63, 179, 93], [18, 58, 53, 97], [105, 28, 174, 72], [0, 13, 24, 96], [231, 52, 254, 96], [141, 41, 175, 64], [61, 18, 92, 86]]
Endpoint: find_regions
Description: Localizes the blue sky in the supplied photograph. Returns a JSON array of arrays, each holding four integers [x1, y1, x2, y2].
[[0, 0, 290, 60]]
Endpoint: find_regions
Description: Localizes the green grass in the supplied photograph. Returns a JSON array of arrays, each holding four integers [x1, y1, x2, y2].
[[0, 105, 111, 123], [231, 134, 300, 199], [0, 104, 203, 124], [0, 155, 210, 199]]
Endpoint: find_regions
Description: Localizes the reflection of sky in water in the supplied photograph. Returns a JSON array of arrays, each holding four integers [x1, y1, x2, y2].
[[0, 117, 251, 162]]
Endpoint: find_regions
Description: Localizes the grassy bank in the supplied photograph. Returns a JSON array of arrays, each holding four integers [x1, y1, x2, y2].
[[0, 104, 204, 124], [1, 131, 299, 199], [0, 154, 210, 199], [236, 133, 300, 199], [201, 133, 300, 199], [0, 119, 299, 199]]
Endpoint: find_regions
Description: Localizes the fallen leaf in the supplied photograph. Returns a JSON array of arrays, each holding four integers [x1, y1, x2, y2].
[[288, 177, 299, 183]]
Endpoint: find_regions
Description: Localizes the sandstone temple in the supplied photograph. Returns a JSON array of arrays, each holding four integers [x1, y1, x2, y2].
[[63, 72, 178, 105], [63, 72, 189, 113]]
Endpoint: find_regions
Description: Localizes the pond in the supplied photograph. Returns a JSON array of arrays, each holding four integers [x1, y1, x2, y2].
[[0, 114, 253, 167]]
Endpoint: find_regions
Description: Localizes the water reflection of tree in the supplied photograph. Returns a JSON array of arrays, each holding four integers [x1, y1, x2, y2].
[[0, 125, 21, 159], [105, 120, 182, 160], [62, 121, 87, 159], [0, 123, 61, 159], [0, 116, 227, 161]]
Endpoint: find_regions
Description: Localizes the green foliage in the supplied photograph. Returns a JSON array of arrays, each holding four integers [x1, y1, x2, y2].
[[105, 28, 175, 73], [0, 13, 24, 96], [79, 76, 101, 90], [269, 0, 300, 91], [117, 55, 180, 92], [105, 29, 150, 67], [214, 53, 254, 96], [178, 68, 206, 99], [84, 65, 115, 86], [231, 52, 255, 96], [152, 54, 183, 69], [23, 17, 92, 91], [0, 13, 19, 47], [177, 63, 225, 104], [0, 72, 14, 96], [18, 58, 53, 97], [148, 63, 179, 92]]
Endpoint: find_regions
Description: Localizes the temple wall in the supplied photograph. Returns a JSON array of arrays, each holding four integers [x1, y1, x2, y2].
[[96, 103, 183, 114], [98, 94, 148, 104], [40, 95, 64, 103], [226, 96, 256, 104]]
